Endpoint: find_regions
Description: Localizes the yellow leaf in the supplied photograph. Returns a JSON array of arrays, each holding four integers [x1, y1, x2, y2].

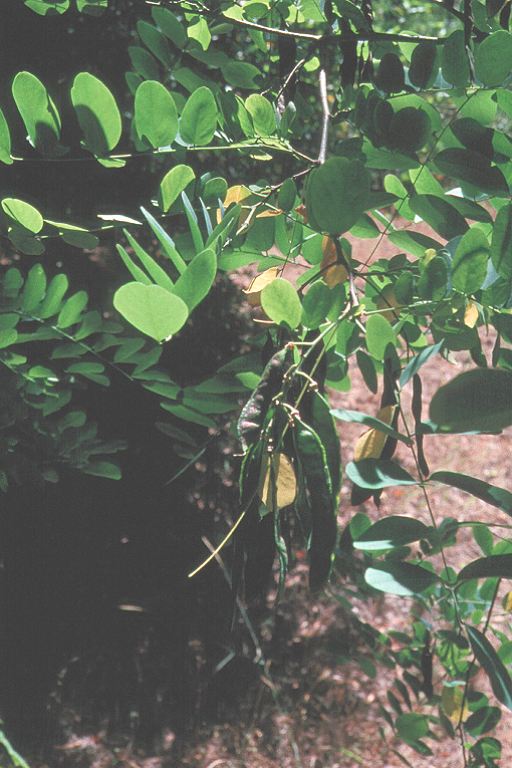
[[376, 285, 401, 323], [259, 453, 297, 512], [441, 684, 469, 725], [256, 208, 283, 218], [464, 301, 479, 328], [216, 184, 252, 225], [423, 248, 436, 266], [354, 405, 396, 462], [503, 591, 512, 612], [321, 236, 348, 288], [242, 266, 280, 307]]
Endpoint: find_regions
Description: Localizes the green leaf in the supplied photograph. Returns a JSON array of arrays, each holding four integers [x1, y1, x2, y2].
[[451, 228, 489, 294], [158, 164, 195, 212], [389, 108, 431, 154], [430, 369, 512, 432], [180, 87, 217, 145], [305, 157, 371, 235], [221, 60, 261, 89], [459, 555, 512, 581], [261, 278, 302, 328], [76, 0, 108, 15], [245, 94, 275, 136], [60, 230, 99, 249], [346, 459, 417, 489], [71, 72, 122, 156], [434, 148, 508, 196], [365, 314, 396, 359], [409, 195, 468, 240], [418, 255, 448, 300], [375, 53, 405, 93], [83, 461, 122, 480], [430, 471, 512, 515], [24, 0, 70, 14], [187, 16, 211, 51], [7, 227, 44, 256], [136, 21, 172, 66], [353, 516, 430, 550], [134, 81, 178, 148], [0, 107, 13, 165], [2, 198, 43, 233], [475, 31, 512, 86], [12, 71, 65, 155], [442, 30, 470, 87], [122, 229, 174, 292], [140, 206, 187, 274], [465, 706, 501, 737], [395, 713, 429, 741], [466, 625, 512, 711], [128, 46, 160, 80], [151, 6, 187, 48], [302, 281, 334, 329], [332, 409, 411, 443], [409, 42, 438, 89], [0, 329, 18, 349], [116, 244, 152, 284], [159, 401, 216, 428], [365, 562, 437, 596], [57, 290, 88, 328], [491, 202, 512, 279], [21, 264, 46, 312], [113, 282, 188, 342], [38, 274, 69, 319], [400, 341, 444, 387], [389, 229, 440, 258], [172, 248, 217, 311]]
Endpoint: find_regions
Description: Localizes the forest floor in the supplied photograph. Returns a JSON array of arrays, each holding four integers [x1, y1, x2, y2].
[[38, 225, 512, 768]]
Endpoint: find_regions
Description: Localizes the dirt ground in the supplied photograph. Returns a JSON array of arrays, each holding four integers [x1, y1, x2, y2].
[[38, 225, 512, 768]]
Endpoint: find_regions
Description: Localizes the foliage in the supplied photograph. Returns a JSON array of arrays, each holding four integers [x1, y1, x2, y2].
[[4, 0, 512, 764]]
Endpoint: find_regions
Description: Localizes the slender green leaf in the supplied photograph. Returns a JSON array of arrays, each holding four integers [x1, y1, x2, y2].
[[431, 471, 512, 515], [346, 459, 417, 489], [466, 625, 512, 711]]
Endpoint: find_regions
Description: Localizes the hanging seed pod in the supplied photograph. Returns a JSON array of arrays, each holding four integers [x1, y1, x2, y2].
[[294, 417, 337, 591]]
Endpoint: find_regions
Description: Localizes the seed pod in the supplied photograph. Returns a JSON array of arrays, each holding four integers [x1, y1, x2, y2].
[[309, 391, 342, 497], [237, 347, 291, 450], [243, 505, 275, 602], [294, 417, 337, 591]]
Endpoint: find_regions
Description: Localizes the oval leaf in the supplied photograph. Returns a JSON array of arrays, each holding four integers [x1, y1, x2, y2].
[[2, 197, 43, 233], [261, 278, 302, 329], [134, 80, 178, 148], [354, 516, 430, 551], [306, 157, 370, 235], [430, 369, 512, 433], [71, 72, 122, 156], [459, 555, 512, 582], [365, 562, 438, 596], [158, 164, 195, 212], [113, 282, 188, 342], [12, 71, 65, 155], [171, 248, 217, 311], [180, 86, 217, 146]]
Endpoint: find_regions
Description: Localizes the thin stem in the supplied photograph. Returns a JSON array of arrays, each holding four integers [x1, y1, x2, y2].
[[318, 68, 330, 164]]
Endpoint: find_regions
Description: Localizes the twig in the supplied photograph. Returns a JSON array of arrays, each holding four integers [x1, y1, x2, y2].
[[318, 68, 330, 164]]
